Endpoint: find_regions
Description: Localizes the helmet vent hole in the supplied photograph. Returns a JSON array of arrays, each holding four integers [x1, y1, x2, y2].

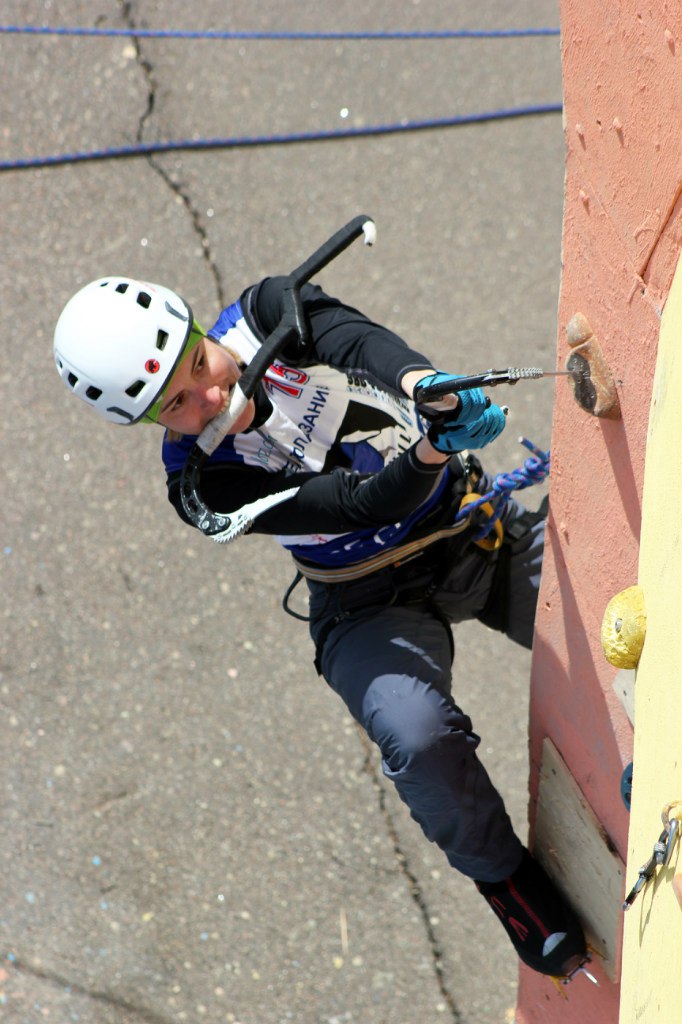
[[86, 385, 102, 401], [125, 380, 146, 398], [115, 282, 129, 294], [67, 372, 78, 388], [137, 291, 151, 309], [156, 329, 169, 351]]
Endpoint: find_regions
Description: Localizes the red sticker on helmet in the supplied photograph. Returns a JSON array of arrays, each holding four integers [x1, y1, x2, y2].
[[146, 358, 161, 374]]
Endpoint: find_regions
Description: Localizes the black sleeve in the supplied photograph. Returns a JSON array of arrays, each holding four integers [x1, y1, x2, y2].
[[167, 446, 447, 536], [242, 277, 434, 395]]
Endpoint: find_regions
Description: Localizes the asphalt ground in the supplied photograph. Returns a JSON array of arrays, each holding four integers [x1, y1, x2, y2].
[[1, 2, 563, 1022]]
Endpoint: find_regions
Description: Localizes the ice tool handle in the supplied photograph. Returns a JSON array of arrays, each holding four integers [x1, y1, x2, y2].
[[179, 215, 376, 535], [413, 366, 570, 404]]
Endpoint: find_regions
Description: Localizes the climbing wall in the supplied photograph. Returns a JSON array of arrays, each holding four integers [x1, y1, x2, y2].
[[617, 251, 682, 1023], [515, 2, 682, 1022]]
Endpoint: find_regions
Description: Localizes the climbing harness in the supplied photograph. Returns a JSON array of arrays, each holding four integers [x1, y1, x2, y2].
[[283, 444, 550, 655], [290, 439, 550, 585], [291, 520, 471, 583]]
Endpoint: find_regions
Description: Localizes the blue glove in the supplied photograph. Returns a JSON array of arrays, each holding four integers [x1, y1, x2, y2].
[[415, 371, 489, 422], [427, 403, 507, 453]]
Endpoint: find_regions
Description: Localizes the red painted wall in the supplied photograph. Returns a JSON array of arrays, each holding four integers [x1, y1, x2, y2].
[[516, 2, 682, 1021]]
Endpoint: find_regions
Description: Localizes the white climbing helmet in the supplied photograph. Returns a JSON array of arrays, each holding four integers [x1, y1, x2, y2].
[[53, 277, 196, 424]]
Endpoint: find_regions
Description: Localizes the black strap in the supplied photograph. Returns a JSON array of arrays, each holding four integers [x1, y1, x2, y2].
[[282, 570, 310, 622]]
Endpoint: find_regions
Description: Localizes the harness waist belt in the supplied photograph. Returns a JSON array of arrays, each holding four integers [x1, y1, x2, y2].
[[292, 518, 472, 583]]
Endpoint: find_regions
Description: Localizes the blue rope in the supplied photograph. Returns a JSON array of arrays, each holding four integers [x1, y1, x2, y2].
[[0, 104, 562, 173], [455, 438, 550, 539], [0, 25, 560, 41]]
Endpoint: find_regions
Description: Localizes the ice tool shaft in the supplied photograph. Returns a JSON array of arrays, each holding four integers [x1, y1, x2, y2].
[[413, 367, 572, 404]]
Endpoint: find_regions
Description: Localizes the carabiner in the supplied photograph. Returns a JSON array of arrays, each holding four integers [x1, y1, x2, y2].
[[663, 816, 681, 868]]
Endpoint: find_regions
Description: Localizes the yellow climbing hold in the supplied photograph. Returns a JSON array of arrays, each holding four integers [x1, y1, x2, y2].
[[601, 586, 646, 668]]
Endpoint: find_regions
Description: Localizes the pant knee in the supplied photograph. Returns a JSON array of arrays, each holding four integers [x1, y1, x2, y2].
[[366, 679, 476, 773]]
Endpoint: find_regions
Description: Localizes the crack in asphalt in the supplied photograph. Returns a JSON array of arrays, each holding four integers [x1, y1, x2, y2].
[[356, 729, 465, 1024], [119, 0, 226, 308], [8, 955, 174, 1024]]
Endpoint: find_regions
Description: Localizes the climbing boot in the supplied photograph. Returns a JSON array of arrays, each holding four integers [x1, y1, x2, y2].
[[475, 848, 587, 978]]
